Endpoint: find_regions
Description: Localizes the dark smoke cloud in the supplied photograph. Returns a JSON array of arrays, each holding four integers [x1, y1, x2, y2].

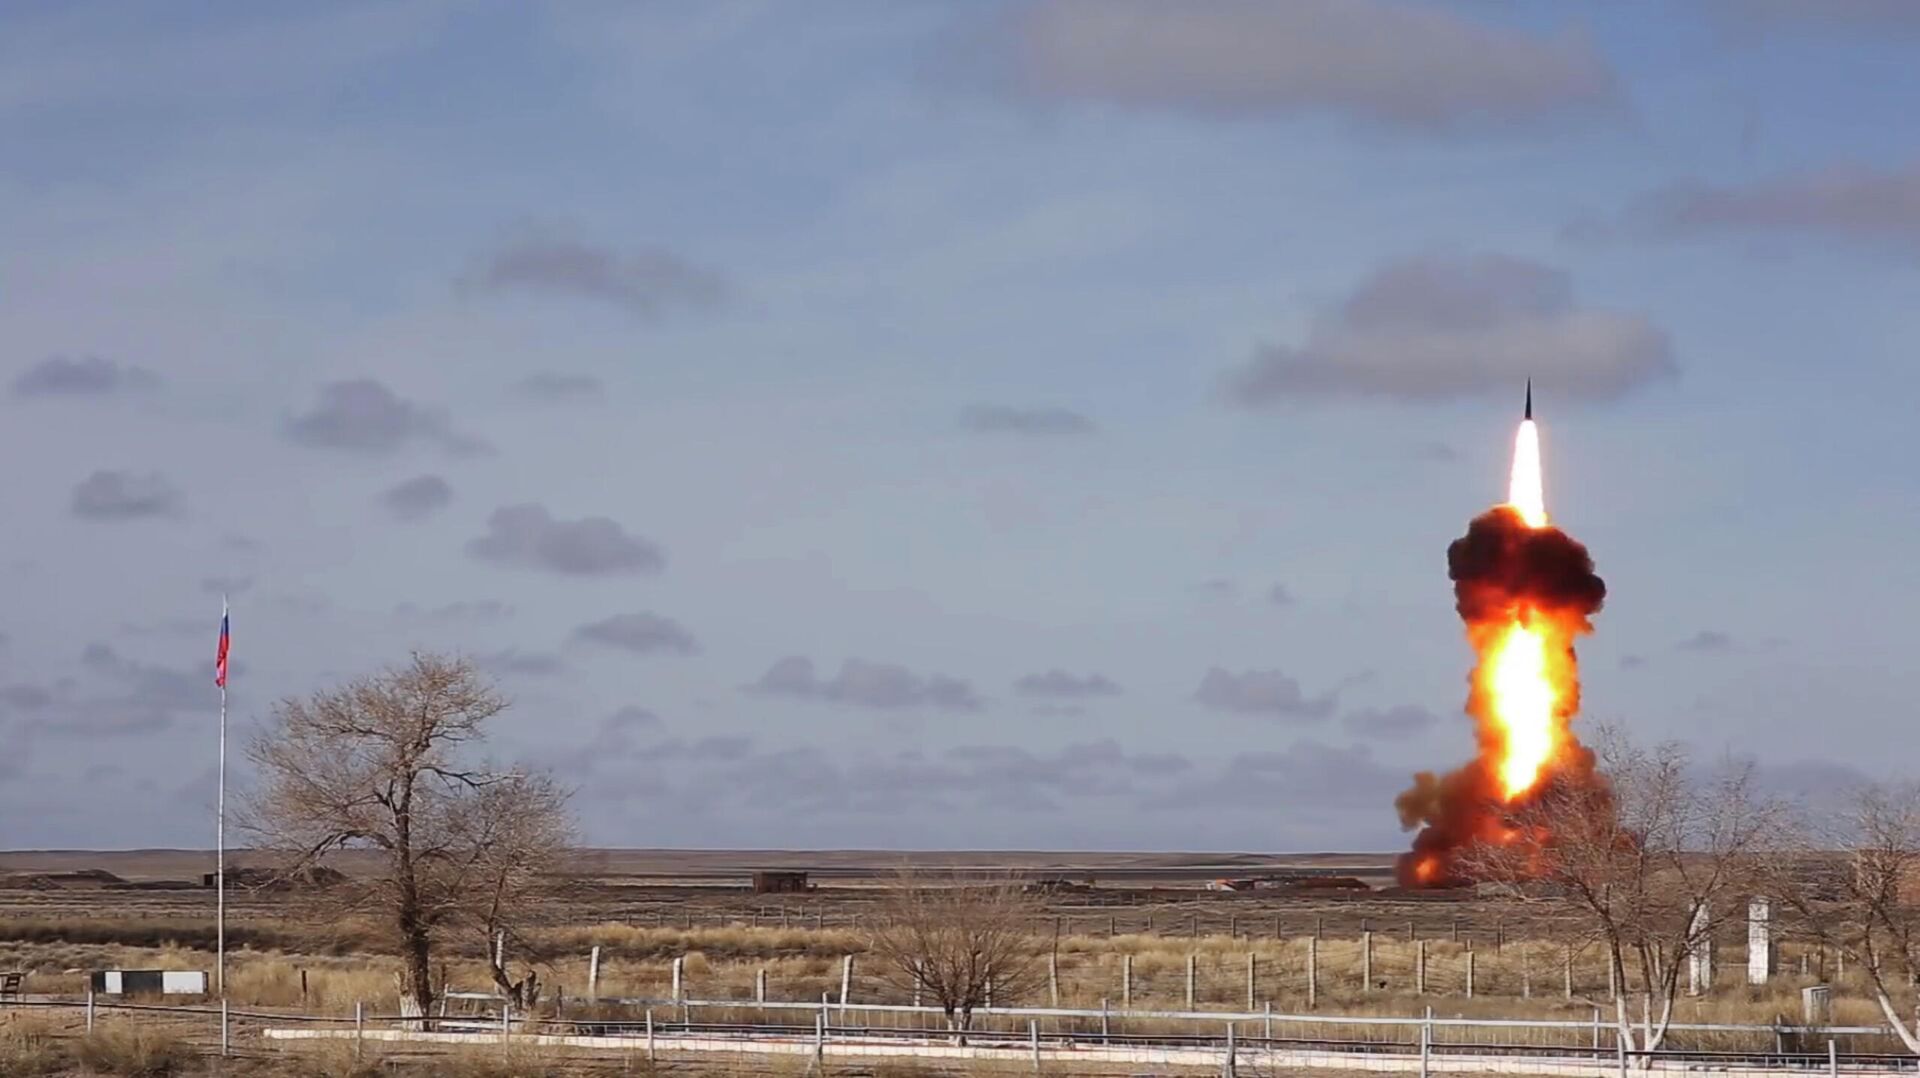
[[1447, 505, 1606, 623]]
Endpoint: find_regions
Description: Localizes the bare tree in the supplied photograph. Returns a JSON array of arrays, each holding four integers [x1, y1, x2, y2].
[[1463, 730, 1781, 1064], [865, 872, 1045, 1037], [242, 653, 575, 1015], [1771, 783, 1920, 1053]]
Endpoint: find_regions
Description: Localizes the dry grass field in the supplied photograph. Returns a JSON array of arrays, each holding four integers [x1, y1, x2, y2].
[[0, 848, 1896, 1074]]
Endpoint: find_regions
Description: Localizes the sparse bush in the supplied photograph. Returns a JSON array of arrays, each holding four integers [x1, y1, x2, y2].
[[0, 1012, 73, 1077], [75, 1024, 195, 1077], [270, 1040, 388, 1078]]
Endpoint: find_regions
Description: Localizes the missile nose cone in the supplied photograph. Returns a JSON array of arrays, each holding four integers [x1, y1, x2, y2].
[[1524, 379, 1532, 420]]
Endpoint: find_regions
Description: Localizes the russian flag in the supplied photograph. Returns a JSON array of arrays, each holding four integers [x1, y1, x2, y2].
[[215, 602, 230, 688]]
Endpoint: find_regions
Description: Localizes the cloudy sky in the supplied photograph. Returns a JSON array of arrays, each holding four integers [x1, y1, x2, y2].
[[3, 1, 1916, 852]]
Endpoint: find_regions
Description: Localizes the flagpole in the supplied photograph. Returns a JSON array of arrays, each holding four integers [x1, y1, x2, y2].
[[217, 595, 227, 999]]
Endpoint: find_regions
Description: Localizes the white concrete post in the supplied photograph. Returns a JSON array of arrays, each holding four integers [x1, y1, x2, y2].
[[1748, 898, 1775, 986], [588, 945, 601, 1000], [86, 988, 95, 1033], [1829, 1039, 1838, 1078], [494, 930, 505, 971], [1030, 1019, 1041, 1072], [220, 999, 230, 1057], [1466, 950, 1475, 998], [1688, 904, 1713, 996], [1264, 1001, 1272, 1039], [1225, 1021, 1237, 1078], [1565, 945, 1574, 999], [671, 956, 684, 1001], [756, 967, 767, 1003], [1101, 998, 1110, 1039], [354, 1001, 364, 1060], [839, 955, 854, 1009], [1049, 952, 1059, 1007], [1420, 1006, 1431, 1078], [646, 1009, 656, 1063]]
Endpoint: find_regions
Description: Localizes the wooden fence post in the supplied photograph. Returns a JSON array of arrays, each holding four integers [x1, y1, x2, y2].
[[757, 968, 767, 1003], [1362, 930, 1374, 992], [1565, 945, 1574, 999], [1246, 952, 1257, 1010], [1307, 937, 1318, 1010], [1417, 939, 1427, 995], [1049, 953, 1060, 1007], [1123, 954, 1133, 1010], [1466, 951, 1475, 998], [1186, 953, 1197, 1008]]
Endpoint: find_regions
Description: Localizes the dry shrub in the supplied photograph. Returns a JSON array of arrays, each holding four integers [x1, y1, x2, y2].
[[76, 1024, 195, 1077], [270, 1040, 389, 1078], [412, 1042, 572, 1077], [0, 1011, 73, 1077]]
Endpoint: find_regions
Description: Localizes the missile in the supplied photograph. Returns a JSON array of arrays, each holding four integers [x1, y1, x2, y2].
[[1524, 378, 1532, 420]]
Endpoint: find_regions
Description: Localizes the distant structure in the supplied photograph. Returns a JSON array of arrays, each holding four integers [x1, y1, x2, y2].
[[751, 870, 809, 894], [90, 970, 206, 996]]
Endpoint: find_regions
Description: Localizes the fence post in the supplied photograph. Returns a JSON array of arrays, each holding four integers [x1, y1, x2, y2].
[[1315, 916, 1324, 941], [494, 930, 505, 971], [1123, 954, 1133, 1010], [646, 1009, 656, 1063], [588, 945, 601, 1000], [1828, 1039, 1838, 1078], [1264, 1000, 1272, 1040], [1307, 936, 1318, 1010], [1101, 998, 1110, 1040], [1030, 1019, 1041, 1072], [1230, 914, 1239, 939], [1615, 1023, 1627, 1078], [1187, 953, 1197, 1008], [1049, 952, 1060, 1007], [757, 968, 768, 1003], [1565, 945, 1574, 999], [1407, 921, 1416, 943], [815, 1010, 826, 1068], [1521, 948, 1531, 998], [1246, 952, 1257, 1010], [354, 1001, 364, 1061], [1110, 916, 1117, 938], [1420, 1006, 1431, 1078], [1592, 1007, 1601, 1049], [1417, 939, 1427, 995], [86, 987, 95, 1034], [671, 956, 684, 1001], [502, 1002, 512, 1042], [1225, 1021, 1237, 1078], [1362, 930, 1373, 993], [1608, 956, 1617, 1001], [221, 998, 230, 1057], [1466, 951, 1475, 998], [840, 955, 854, 1010]]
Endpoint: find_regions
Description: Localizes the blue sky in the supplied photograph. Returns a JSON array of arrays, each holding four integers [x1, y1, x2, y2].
[[3, 0, 1917, 851]]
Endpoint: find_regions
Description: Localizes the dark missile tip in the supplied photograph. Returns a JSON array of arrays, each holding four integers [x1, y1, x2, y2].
[[1524, 378, 1533, 420]]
